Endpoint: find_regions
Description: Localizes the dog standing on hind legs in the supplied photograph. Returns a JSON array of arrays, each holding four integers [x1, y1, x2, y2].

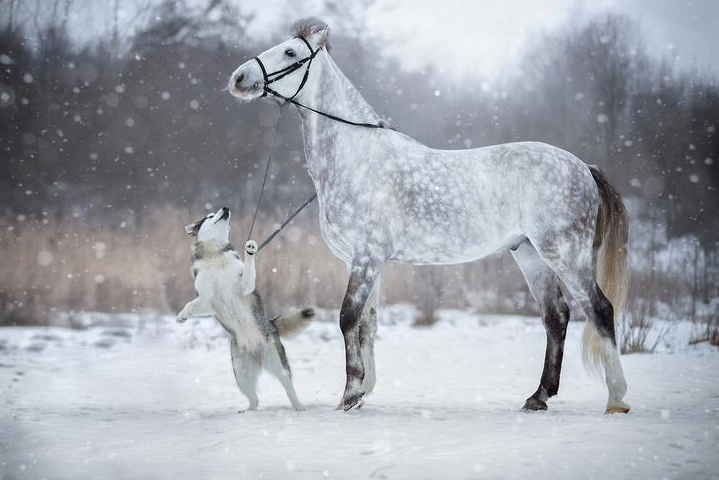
[[176, 206, 314, 411]]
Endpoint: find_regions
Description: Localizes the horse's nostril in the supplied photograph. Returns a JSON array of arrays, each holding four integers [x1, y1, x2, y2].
[[235, 72, 244, 87]]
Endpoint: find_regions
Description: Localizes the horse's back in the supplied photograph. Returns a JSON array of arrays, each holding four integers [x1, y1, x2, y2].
[[386, 140, 598, 263], [319, 135, 598, 265], [487, 141, 600, 244]]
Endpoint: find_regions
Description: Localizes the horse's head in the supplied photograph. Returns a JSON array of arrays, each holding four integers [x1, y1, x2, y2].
[[229, 18, 330, 102]]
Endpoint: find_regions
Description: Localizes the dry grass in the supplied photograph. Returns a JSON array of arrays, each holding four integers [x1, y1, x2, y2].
[[0, 205, 711, 331], [688, 317, 719, 348], [0, 206, 530, 326]]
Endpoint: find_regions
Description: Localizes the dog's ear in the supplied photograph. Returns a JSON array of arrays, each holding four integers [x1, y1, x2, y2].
[[184, 222, 198, 235], [185, 216, 207, 236]]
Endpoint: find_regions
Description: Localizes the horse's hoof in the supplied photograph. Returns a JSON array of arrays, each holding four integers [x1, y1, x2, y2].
[[239, 404, 258, 413], [337, 393, 364, 411], [521, 397, 548, 411], [605, 404, 630, 414]]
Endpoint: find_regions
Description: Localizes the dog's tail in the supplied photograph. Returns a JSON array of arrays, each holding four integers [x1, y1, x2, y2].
[[272, 308, 315, 338]]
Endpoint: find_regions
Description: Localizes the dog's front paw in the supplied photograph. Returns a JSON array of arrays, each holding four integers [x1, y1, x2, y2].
[[176, 313, 188, 324], [245, 240, 258, 255]]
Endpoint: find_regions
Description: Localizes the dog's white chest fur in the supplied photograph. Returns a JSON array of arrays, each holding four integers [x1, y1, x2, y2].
[[194, 252, 265, 350]]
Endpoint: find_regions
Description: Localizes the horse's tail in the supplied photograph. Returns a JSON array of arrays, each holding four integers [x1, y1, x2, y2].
[[582, 166, 629, 373]]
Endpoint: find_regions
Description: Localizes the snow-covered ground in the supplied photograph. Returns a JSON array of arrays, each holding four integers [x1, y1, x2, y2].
[[1, 308, 718, 480]]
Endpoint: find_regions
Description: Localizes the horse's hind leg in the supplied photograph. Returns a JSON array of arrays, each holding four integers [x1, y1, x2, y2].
[[511, 240, 570, 411], [565, 273, 629, 413], [359, 278, 380, 395], [532, 238, 629, 414]]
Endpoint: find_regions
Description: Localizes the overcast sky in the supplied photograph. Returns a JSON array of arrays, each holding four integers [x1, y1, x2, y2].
[[40, 0, 719, 79], [373, 0, 719, 77], [233, 0, 719, 79]]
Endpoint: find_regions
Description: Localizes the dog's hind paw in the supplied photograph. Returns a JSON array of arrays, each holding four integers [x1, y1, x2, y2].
[[292, 403, 306, 412]]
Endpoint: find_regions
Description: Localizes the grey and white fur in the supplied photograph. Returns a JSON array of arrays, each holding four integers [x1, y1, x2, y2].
[[177, 206, 314, 411]]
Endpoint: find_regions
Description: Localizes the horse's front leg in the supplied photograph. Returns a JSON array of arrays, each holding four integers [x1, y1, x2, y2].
[[338, 256, 382, 411], [359, 278, 380, 395]]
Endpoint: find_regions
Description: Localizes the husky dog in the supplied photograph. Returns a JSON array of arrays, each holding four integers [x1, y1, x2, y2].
[[177, 206, 314, 411]]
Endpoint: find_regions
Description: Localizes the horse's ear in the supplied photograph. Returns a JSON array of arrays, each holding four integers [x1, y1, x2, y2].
[[309, 25, 330, 50]]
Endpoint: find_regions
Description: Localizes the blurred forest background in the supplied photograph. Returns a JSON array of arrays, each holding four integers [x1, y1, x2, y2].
[[0, 0, 717, 347]]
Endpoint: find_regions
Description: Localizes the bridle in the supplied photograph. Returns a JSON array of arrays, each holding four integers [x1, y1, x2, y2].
[[252, 37, 391, 130], [253, 36, 318, 102]]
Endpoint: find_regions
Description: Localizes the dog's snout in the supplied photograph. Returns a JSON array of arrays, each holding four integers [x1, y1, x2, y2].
[[219, 206, 230, 220]]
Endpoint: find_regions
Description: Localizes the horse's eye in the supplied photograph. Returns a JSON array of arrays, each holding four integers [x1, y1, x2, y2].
[[285, 48, 296, 58]]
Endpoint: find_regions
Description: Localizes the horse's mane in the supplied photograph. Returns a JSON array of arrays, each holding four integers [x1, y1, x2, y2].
[[292, 17, 331, 52]]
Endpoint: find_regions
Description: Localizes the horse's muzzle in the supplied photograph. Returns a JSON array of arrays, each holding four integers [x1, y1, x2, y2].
[[229, 64, 264, 100]]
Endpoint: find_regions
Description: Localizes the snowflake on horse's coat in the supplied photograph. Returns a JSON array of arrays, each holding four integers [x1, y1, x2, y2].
[[229, 17, 630, 414]]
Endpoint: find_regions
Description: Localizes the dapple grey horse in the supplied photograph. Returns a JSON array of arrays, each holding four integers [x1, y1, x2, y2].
[[229, 18, 630, 414]]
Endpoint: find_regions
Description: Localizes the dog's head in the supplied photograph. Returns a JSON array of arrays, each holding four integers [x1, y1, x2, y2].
[[184, 207, 231, 243]]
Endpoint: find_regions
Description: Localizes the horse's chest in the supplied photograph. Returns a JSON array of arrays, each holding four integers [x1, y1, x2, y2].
[[318, 204, 357, 262]]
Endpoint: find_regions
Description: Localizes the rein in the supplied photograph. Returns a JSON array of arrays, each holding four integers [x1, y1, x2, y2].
[[246, 104, 316, 253], [253, 37, 390, 130], [256, 193, 317, 252]]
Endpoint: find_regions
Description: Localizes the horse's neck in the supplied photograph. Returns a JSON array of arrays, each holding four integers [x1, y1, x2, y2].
[[296, 51, 380, 176]]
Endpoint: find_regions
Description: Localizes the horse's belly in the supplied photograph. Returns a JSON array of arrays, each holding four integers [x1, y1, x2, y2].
[[318, 200, 523, 266], [391, 228, 523, 265]]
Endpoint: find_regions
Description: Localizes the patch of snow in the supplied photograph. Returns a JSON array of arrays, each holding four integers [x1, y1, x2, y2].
[[0, 310, 717, 479]]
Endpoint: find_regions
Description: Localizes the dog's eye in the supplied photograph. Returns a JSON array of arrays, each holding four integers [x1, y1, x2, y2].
[[285, 48, 296, 58], [208, 214, 214, 218]]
